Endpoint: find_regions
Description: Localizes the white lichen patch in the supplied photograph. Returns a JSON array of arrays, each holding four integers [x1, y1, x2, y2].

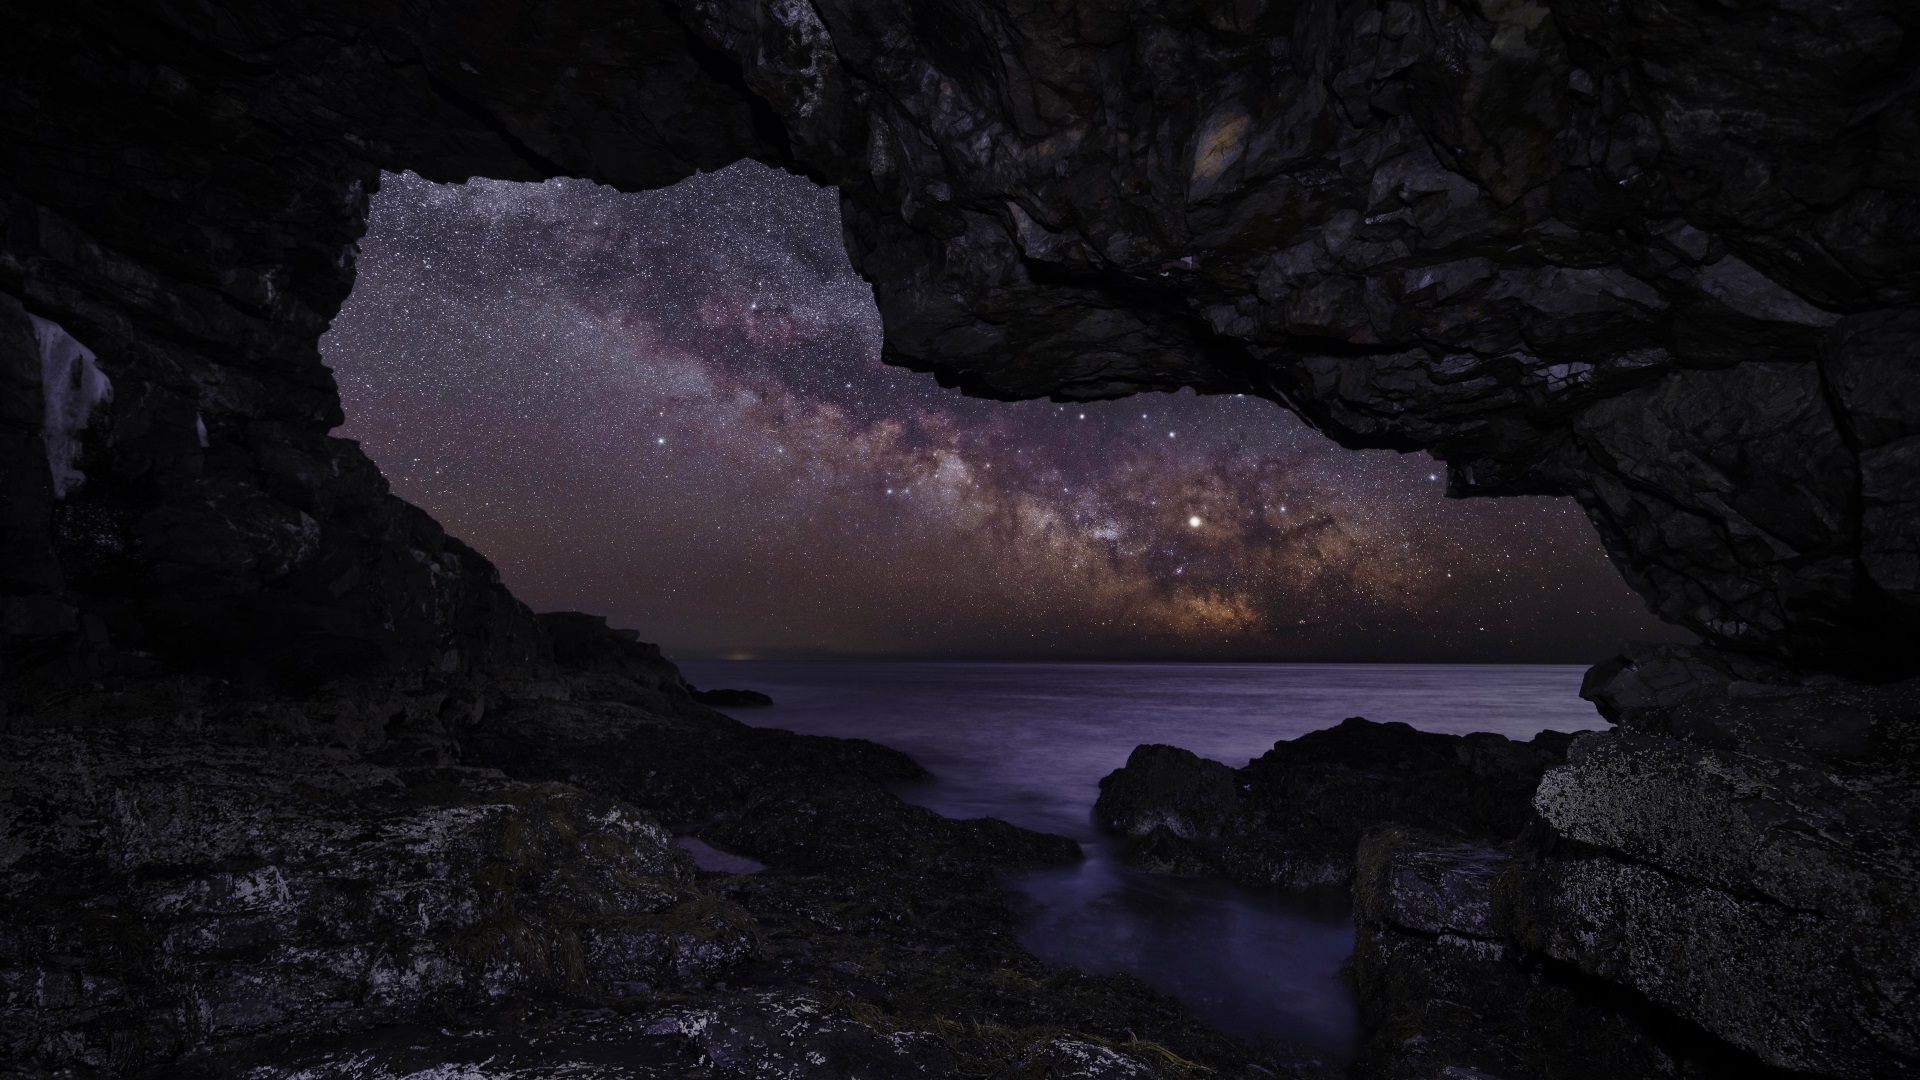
[[30, 314, 112, 499]]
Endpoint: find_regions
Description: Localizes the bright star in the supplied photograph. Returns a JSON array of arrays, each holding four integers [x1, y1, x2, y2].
[[1188, 516, 1202, 528]]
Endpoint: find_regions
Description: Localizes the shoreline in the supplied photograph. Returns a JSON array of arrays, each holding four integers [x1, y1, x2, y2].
[[0, 624, 1340, 1078]]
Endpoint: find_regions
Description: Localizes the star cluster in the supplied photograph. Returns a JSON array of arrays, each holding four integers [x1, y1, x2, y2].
[[322, 164, 1677, 661]]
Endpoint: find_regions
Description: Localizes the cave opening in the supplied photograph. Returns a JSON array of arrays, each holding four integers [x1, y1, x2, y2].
[[321, 162, 1674, 664], [309, 161, 1696, 1057], [4, 1, 1912, 1073]]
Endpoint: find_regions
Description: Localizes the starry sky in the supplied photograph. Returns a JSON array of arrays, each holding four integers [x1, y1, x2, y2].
[[321, 163, 1680, 662]]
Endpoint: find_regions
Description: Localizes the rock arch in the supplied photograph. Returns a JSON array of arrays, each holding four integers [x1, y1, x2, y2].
[[4, 0, 1915, 686]]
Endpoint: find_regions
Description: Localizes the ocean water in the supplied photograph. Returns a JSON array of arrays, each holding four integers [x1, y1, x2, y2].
[[676, 661, 1604, 1057]]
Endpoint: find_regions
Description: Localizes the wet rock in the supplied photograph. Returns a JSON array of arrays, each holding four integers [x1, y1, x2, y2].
[[194, 995, 1264, 1079], [0, 672, 1324, 1080], [0, 719, 744, 1073], [1088, 744, 1241, 876], [1095, 661, 1919, 1078], [1096, 718, 1576, 888], [703, 778, 1082, 877], [1020, 1037, 1185, 1079], [1355, 829, 1508, 941], [189, 993, 962, 1078], [461, 658, 1086, 927]]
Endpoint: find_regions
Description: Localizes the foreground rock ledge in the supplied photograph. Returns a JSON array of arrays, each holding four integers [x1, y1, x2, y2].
[[1509, 645, 1920, 1078], [1096, 651, 1920, 1079], [0, 620, 1339, 1079]]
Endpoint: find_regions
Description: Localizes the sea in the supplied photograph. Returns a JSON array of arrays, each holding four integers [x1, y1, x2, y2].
[[674, 660, 1604, 1059]]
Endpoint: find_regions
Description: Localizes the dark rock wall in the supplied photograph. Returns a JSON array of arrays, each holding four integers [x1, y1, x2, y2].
[[0, 1, 781, 691], [1511, 645, 1920, 1078], [1351, 826, 1801, 1080]]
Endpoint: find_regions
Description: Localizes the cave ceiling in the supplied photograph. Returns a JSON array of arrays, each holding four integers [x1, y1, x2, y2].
[[1, 0, 1916, 677]]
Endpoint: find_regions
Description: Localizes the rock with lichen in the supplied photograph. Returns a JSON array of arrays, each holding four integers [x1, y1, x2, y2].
[[0, 720, 746, 1071]]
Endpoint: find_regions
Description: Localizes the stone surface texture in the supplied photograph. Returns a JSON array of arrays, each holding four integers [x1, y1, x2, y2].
[[1501, 644, 1920, 1079], [1351, 827, 1713, 1080], [1356, 645, 1920, 1079], [0, 691, 739, 1071]]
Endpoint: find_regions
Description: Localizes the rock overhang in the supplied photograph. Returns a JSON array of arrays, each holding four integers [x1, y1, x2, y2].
[[1, 0, 1916, 684]]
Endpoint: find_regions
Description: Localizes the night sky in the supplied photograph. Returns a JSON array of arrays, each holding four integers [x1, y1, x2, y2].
[[322, 164, 1678, 662]]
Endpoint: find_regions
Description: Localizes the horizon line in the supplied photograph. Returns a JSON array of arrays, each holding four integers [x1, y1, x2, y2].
[[664, 650, 1634, 666]]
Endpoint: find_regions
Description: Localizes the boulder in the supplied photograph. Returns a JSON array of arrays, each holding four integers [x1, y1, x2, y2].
[[1500, 656, 1920, 1078], [1348, 653, 1920, 1079], [1096, 718, 1576, 888]]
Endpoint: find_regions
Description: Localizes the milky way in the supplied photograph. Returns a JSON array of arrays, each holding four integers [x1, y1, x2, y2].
[[321, 164, 1679, 661]]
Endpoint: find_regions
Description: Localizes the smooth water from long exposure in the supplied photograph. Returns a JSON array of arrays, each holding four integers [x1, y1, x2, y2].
[[677, 661, 1602, 1058]]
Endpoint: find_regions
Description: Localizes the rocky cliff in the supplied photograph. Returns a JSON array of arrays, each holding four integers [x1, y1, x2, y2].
[[0, 1, 787, 693]]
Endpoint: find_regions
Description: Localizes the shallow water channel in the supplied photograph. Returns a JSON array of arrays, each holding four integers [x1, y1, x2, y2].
[[678, 660, 1599, 1058]]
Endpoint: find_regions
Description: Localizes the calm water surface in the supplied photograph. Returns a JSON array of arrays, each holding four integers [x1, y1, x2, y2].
[[677, 661, 1602, 1058]]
